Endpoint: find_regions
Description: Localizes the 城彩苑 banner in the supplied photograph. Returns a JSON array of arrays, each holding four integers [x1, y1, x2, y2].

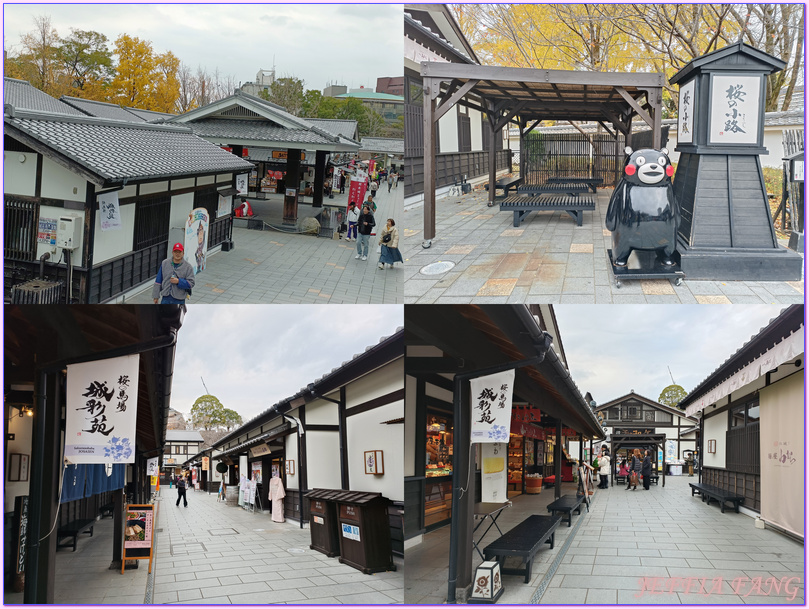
[[470, 370, 515, 443]]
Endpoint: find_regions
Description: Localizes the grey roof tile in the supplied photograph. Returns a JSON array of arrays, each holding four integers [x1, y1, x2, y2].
[[60, 95, 148, 122], [186, 118, 339, 146], [5, 110, 254, 185], [307, 118, 359, 140], [4, 77, 85, 116], [125, 107, 176, 122]]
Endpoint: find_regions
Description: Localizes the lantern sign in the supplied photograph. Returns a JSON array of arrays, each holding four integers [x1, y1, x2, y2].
[[470, 370, 515, 443], [65, 354, 140, 464], [202, 457, 210, 471], [709, 75, 760, 145]]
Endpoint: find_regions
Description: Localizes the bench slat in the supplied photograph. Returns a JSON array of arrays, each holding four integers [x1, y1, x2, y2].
[[483, 515, 562, 583], [57, 518, 95, 552]]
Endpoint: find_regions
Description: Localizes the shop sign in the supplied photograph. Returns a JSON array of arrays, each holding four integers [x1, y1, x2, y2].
[[511, 420, 545, 440], [341, 523, 360, 542], [202, 457, 209, 471], [513, 407, 540, 424], [470, 370, 515, 443], [98, 191, 122, 232], [65, 354, 139, 464], [272, 150, 306, 161], [250, 444, 271, 458], [616, 428, 654, 436]]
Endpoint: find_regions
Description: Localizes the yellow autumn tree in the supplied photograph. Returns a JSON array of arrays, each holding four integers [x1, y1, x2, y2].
[[109, 34, 179, 112]]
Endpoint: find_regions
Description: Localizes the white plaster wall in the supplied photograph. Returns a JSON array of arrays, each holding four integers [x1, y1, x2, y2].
[[35, 205, 85, 264], [703, 411, 727, 469], [347, 402, 403, 501], [4, 413, 34, 513], [4, 151, 37, 196], [405, 375, 416, 477], [304, 398, 338, 425], [197, 175, 215, 186], [346, 359, 403, 407], [470, 108, 483, 151], [172, 178, 195, 191], [217, 174, 232, 184], [438, 106, 459, 154], [92, 203, 135, 264], [40, 157, 86, 202], [306, 431, 341, 489], [118, 185, 138, 199], [140, 181, 168, 196], [285, 408, 300, 490], [170, 192, 195, 230]]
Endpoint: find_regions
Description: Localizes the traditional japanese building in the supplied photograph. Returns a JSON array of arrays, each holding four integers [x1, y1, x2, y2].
[[679, 305, 804, 541], [4, 77, 254, 304], [186, 328, 404, 553]]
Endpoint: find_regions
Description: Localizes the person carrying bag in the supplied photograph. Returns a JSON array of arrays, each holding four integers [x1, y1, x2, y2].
[[626, 448, 642, 491]]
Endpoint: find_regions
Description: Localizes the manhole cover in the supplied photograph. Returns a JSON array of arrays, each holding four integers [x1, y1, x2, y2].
[[420, 261, 455, 275], [288, 548, 306, 554]]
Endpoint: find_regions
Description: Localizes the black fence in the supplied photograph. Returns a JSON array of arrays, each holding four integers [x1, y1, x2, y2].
[[521, 128, 669, 187], [403, 150, 512, 198], [4, 198, 38, 261]]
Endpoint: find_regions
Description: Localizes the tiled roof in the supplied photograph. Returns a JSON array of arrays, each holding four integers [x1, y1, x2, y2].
[[125, 107, 176, 122], [186, 118, 345, 146], [306, 118, 359, 141], [361, 137, 404, 154], [336, 91, 404, 102], [166, 430, 204, 442], [4, 77, 85, 116], [5, 109, 254, 185], [60, 96, 148, 122]]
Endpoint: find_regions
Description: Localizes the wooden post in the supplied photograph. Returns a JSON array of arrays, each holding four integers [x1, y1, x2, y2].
[[488, 108, 497, 206], [422, 77, 437, 245], [313, 150, 327, 208], [283, 149, 302, 225]]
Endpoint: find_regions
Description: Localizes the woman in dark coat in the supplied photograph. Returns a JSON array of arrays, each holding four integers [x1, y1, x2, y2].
[[626, 448, 642, 490], [641, 450, 653, 490]]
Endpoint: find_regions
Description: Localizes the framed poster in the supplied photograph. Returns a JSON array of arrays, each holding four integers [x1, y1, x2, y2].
[[122, 504, 155, 574], [707, 439, 716, 454], [364, 450, 385, 475], [285, 460, 295, 476], [709, 74, 761, 145], [8, 454, 29, 482]]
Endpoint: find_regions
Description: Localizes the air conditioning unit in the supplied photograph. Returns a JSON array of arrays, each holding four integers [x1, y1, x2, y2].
[[56, 216, 82, 250]]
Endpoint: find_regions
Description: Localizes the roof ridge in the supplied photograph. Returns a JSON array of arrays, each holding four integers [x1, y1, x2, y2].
[[6, 106, 192, 132]]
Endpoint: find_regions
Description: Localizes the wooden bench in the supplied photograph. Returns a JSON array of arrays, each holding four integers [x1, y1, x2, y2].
[[648, 474, 660, 485], [547, 494, 588, 527], [517, 182, 590, 196], [546, 176, 603, 192], [57, 519, 95, 551], [99, 503, 114, 519], [482, 514, 562, 583], [485, 176, 523, 197], [500, 195, 596, 227], [689, 482, 745, 514]]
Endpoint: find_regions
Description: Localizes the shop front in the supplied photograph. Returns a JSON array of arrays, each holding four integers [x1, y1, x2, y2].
[[425, 411, 453, 529]]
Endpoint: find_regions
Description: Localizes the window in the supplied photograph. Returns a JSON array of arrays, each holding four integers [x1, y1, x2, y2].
[[624, 404, 641, 420], [645, 411, 655, 422], [4, 198, 39, 261], [730, 398, 759, 427], [726, 397, 760, 473], [133, 194, 171, 251], [608, 407, 620, 420]]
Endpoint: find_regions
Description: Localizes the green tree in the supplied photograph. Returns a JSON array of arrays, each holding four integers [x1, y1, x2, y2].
[[190, 394, 226, 430], [262, 76, 306, 115], [658, 384, 688, 408], [301, 89, 323, 117], [222, 408, 243, 431], [57, 29, 113, 94]]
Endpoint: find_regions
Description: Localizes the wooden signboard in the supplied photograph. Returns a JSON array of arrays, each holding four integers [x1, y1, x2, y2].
[[13, 496, 29, 592], [121, 504, 156, 574]]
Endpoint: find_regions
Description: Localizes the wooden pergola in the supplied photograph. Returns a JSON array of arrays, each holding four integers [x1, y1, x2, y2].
[[420, 62, 665, 246], [610, 433, 668, 488]]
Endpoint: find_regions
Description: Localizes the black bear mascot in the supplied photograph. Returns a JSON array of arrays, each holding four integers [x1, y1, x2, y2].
[[605, 147, 680, 267]]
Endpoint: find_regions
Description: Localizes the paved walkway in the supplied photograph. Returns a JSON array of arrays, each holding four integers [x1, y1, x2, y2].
[[127, 184, 404, 304], [404, 474, 804, 605], [402, 189, 805, 304], [5, 488, 403, 605]]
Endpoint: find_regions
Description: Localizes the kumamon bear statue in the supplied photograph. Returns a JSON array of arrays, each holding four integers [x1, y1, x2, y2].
[[605, 147, 680, 267]]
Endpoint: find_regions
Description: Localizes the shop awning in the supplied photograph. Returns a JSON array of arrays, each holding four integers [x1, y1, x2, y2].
[[216, 422, 291, 458], [683, 327, 804, 417]]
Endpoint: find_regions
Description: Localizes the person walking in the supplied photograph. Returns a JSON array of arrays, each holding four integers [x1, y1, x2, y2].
[[176, 473, 188, 507], [370, 178, 378, 199], [346, 202, 359, 241], [597, 449, 611, 489], [339, 170, 346, 194], [685, 452, 695, 477], [377, 218, 403, 269], [355, 204, 375, 261], [626, 448, 642, 490], [642, 450, 653, 490], [152, 243, 195, 304], [393, 171, 399, 189], [387, 173, 394, 193]]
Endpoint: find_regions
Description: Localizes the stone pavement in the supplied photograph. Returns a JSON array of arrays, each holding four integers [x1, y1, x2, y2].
[[402, 190, 805, 304], [4, 487, 403, 605], [404, 474, 804, 605], [126, 184, 404, 304]]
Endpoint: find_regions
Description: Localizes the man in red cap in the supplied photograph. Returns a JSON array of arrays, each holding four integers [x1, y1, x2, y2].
[[152, 243, 195, 304]]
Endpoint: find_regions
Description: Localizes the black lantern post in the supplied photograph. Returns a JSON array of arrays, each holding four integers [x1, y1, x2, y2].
[[670, 41, 803, 280]]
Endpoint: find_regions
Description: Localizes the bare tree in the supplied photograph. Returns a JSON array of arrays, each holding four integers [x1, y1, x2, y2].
[[18, 15, 62, 95], [176, 62, 197, 113]]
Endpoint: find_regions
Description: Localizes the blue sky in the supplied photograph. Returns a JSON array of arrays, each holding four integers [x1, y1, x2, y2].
[[172, 305, 403, 423], [4, 3, 403, 92], [554, 305, 788, 406]]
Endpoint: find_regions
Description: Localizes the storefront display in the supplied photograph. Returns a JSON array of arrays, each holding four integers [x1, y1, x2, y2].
[[425, 413, 453, 529], [507, 435, 523, 494]]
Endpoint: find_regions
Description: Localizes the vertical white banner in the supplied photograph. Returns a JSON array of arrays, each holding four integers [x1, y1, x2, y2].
[[98, 191, 122, 231], [677, 79, 695, 144], [235, 173, 249, 195], [146, 457, 159, 476], [65, 355, 140, 463], [470, 370, 515, 443], [480, 442, 507, 502]]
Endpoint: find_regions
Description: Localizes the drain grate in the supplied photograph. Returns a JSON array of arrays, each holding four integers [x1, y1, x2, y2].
[[208, 527, 239, 536], [419, 261, 455, 275]]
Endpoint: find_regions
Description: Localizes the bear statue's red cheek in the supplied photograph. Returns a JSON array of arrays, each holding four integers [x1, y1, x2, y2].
[[666, 166, 675, 177], [625, 165, 636, 176]]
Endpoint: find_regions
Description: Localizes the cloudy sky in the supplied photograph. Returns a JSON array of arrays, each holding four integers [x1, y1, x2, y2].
[[554, 305, 788, 406], [171, 305, 402, 425], [4, 3, 403, 91]]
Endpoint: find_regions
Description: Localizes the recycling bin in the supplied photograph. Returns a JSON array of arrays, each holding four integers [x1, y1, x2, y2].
[[304, 489, 342, 557], [333, 491, 395, 574]]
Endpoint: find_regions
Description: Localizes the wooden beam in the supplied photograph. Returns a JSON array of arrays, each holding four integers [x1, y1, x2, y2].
[[615, 87, 654, 130], [435, 79, 479, 122]]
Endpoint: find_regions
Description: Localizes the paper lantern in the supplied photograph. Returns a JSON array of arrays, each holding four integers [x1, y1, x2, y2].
[[469, 560, 504, 603]]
